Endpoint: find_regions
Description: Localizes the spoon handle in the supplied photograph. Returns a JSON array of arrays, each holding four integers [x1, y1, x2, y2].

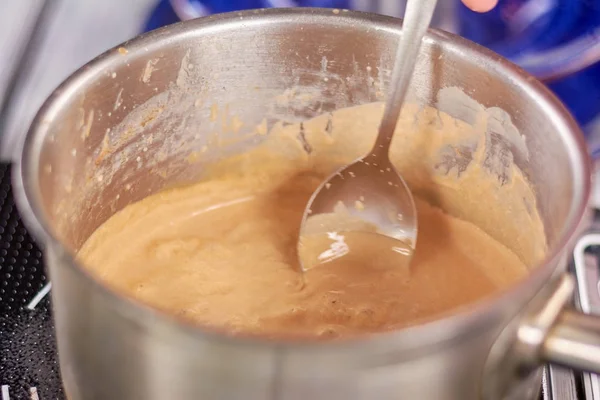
[[372, 0, 438, 155]]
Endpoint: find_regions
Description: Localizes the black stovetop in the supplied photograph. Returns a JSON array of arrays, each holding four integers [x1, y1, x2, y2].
[[0, 163, 63, 400]]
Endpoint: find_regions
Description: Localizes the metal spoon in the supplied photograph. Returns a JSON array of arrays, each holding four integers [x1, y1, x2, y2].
[[297, 0, 437, 271]]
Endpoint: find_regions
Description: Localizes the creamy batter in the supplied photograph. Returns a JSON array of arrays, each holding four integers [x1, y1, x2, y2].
[[78, 100, 546, 340]]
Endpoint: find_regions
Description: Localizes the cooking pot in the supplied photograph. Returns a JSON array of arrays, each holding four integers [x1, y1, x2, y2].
[[11, 8, 599, 400]]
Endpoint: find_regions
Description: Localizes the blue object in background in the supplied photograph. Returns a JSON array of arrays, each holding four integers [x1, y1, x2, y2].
[[145, 0, 349, 28], [145, 0, 180, 32], [144, 0, 600, 155], [458, 0, 600, 131]]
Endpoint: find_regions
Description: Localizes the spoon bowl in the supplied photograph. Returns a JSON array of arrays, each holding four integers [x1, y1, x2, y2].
[[298, 155, 417, 271]]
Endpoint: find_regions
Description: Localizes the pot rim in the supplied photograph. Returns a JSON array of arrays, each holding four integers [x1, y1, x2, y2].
[[12, 7, 592, 356]]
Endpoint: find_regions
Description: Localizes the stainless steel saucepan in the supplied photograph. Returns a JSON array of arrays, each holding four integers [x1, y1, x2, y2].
[[12, 8, 598, 400]]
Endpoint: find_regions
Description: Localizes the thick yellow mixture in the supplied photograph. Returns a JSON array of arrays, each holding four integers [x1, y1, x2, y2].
[[78, 101, 546, 339]]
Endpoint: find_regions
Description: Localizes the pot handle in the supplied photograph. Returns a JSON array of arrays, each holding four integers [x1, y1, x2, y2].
[[543, 308, 600, 373], [539, 233, 600, 374]]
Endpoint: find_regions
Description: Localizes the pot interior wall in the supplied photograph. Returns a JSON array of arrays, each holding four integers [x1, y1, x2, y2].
[[30, 11, 579, 270]]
